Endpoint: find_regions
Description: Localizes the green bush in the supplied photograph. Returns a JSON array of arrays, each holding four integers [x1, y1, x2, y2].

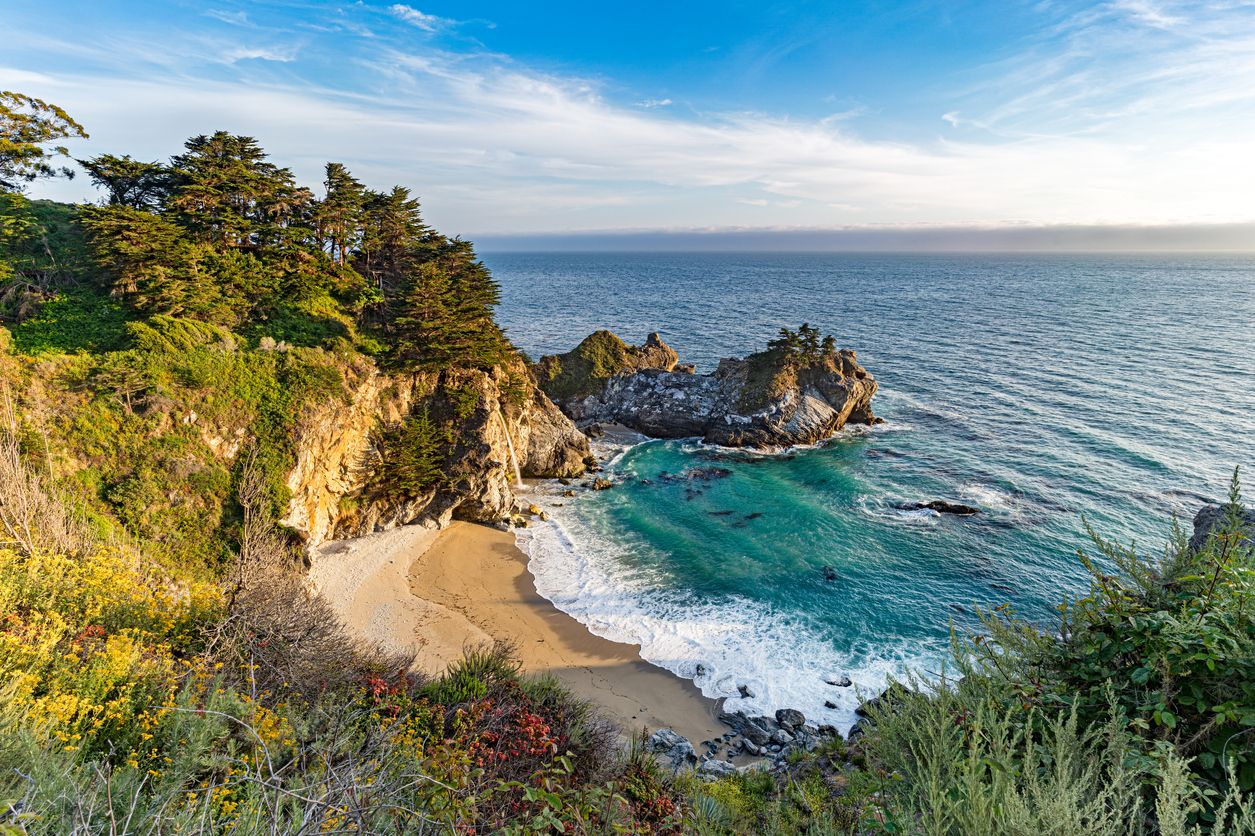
[[7, 286, 130, 355]]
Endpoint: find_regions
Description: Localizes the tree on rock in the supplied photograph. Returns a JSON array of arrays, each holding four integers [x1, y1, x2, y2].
[[389, 238, 507, 370]]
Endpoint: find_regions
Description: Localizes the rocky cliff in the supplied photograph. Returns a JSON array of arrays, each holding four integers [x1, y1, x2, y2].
[[1190, 502, 1255, 552], [283, 356, 589, 546], [538, 331, 878, 448]]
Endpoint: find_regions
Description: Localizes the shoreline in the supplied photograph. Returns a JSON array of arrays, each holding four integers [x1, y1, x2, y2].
[[309, 520, 727, 746]]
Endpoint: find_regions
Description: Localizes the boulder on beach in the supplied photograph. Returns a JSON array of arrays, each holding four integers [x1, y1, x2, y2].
[[698, 759, 738, 779], [775, 708, 806, 731], [647, 728, 696, 771]]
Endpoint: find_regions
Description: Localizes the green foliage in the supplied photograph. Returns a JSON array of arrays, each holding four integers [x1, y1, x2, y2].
[[0, 90, 88, 191], [535, 329, 635, 401], [0, 198, 95, 290], [372, 406, 452, 500], [7, 286, 129, 355], [422, 645, 521, 707], [126, 314, 233, 353]]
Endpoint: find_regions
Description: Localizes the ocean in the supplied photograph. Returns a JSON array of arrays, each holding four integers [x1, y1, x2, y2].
[[483, 252, 1255, 730]]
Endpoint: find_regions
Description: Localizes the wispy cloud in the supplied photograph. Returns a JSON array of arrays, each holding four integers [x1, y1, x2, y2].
[[638, 97, 674, 108], [389, 5, 450, 33], [1109, 0, 1184, 28], [223, 45, 298, 63], [205, 9, 250, 27]]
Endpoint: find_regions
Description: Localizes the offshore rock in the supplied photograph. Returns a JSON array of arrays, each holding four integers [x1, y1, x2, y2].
[[539, 330, 877, 449], [899, 500, 981, 516]]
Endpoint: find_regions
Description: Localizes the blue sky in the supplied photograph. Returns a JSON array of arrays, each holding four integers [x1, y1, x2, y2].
[[3, 0, 1255, 241]]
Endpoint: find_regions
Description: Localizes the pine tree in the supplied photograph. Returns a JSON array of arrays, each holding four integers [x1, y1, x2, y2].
[[315, 162, 367, 265], [358, 186, 430, 300], [80, 205, 185, 297], [78, 154, 167, 208], [392, 261, 457, 367], [0, 91, 88, 191], [377, 407, 449, 497], [166, 132, 308, 249], [386, 234, 507, 369]]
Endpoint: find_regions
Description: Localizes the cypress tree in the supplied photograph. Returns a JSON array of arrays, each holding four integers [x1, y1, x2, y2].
[[315, 162, 367, 265], [78, 154, 168, 209]]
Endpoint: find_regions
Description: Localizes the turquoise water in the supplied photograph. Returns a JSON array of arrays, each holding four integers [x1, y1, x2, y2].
[[484, 253, 1255, 728]]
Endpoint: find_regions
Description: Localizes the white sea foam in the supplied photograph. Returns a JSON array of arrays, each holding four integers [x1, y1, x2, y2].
[[515, 494, 943, 733], [959, 483, 1021, 517], [855, 495, 942, 526]]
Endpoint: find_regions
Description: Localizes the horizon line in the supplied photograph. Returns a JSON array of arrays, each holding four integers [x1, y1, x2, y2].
[[471, 222, 1255, 254]]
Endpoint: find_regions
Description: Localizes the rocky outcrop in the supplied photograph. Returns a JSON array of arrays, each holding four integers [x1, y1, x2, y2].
[[713, 708, 838, 768], [898, 500, 981, 516], [534, 330, 680, 402], [539, 330, 877, 448], [647, 728, 697, 772], [283, 356, 589, 546], [1189, 503, 1255, 552]]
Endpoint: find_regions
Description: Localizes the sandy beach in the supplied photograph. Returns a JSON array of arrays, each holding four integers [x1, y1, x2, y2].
[[309, 520, 726, 745]]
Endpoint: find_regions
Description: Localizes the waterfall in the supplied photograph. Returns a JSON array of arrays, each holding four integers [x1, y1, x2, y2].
[[497, 409, 523, 488]]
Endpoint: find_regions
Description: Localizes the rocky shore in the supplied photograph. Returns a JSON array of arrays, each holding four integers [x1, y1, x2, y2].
[[648, 695, 891, 779], [538, 329, 879, 448]]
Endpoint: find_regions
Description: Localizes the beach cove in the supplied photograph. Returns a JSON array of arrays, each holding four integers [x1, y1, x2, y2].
[[309, 519, 728, 746]]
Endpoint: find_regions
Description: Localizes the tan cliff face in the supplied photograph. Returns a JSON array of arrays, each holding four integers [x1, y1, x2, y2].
[[282, 357, 589, 547]]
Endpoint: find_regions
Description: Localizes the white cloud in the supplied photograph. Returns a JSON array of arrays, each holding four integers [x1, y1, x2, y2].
[[223, 45, 298, 63], [638, 97, 674, 108], [1109, 0, 1184, 28], [389, 5, 447, 32], [205, 9, 250, 27]]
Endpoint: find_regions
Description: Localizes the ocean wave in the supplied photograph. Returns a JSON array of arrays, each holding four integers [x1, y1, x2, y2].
[[515, 499, 943, 732], [855, 495, 942, 526]]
